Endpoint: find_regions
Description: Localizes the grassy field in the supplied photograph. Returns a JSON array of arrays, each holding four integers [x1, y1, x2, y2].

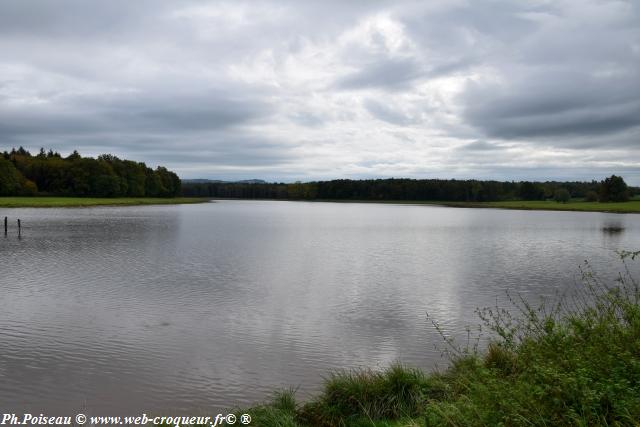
[[230, 252, 640, 426], [0, 196, 210, 208], [456, 199, 640, 213], [399, 199, 640, 213], [306, 198, 640, 213]]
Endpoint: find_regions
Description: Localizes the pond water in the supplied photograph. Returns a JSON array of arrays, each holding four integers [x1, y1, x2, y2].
[[1, 200, 638, 414]]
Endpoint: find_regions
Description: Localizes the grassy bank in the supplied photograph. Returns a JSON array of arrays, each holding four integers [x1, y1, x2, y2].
[[320, 199, 640, 213], [253, 198, 640, 213], [233, 252, 640, 426], [435, 199, 640, 213], [0, 196, 210, 208]]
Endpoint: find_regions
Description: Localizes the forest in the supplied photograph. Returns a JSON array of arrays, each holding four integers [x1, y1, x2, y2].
[[2, 146, 634, 203], [0, 147, 181, 197], [182, 175, 635, 203]]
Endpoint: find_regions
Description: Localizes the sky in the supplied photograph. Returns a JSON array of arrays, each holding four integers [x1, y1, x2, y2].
[[0, 0, 639, 183]]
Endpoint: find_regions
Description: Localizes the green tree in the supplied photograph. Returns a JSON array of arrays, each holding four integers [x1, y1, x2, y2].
[[599, 175, 629, 202], [88, 159, 121, 197], [0, 147, 181, 197], [0, 157, 23, 195], [155, 166, 181, 197], [553, 188, 571, 203], [519, 181, 545, 200], [21, 179, 38, 196], [122, 160, 146, 196], [585, 191, 598, 202], [144, 166, 162, 196]]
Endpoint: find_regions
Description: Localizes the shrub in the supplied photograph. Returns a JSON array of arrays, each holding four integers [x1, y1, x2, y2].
[[424, 251, 640, 426], [599, 175, 629, 202], [553, 188, 571, 203], [586, 190, 598, 202], [235, 389, 299, 427], [234, 253, 640, 426], [299, 365, 429, 426]]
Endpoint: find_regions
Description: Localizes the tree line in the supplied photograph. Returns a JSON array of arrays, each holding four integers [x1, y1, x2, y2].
[[0, 147, 180, 197], [2, 147, 632, 202], [182, 176, 634, 203]]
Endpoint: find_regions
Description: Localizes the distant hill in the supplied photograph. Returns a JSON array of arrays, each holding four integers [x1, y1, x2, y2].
[[183, 179, 267, 184]]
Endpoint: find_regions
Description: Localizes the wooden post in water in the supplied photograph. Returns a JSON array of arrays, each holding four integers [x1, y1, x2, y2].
[[17, 218, 21, 236], [3, 216, 6, 235]]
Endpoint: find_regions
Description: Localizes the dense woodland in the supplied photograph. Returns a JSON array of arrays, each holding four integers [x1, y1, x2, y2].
[[183, 176, 635, 203], [1, 147, 634, 202], [0, 147, 180, 197]]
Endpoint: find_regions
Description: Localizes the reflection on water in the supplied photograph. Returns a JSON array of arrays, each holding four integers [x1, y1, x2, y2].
[[1, 201, 639, 414], [602, 224, 625, 234]]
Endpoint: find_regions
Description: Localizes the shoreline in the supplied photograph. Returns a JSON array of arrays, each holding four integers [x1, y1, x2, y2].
[[2, 196, 638, 213], [420, 199, 640, 214], [0, 197, 211, 208], [231, 252, 640, 426], [211, 198, 640, 214]]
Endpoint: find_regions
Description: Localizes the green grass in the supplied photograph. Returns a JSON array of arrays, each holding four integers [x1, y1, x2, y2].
[[407, 199, 640, 213], [0, 196, 211, 208], [228, 252, 640, 426], [306, 199, 640, 213], [298, 365, 428, 426], [459, 199, 640, 213]]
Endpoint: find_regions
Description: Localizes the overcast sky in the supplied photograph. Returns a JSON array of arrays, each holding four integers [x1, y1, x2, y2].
[[1, 1, 639, 183]]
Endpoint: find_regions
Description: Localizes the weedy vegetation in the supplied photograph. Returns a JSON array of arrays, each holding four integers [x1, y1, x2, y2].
[[0, 197, 209, 207], [224, 251, 640, 426]]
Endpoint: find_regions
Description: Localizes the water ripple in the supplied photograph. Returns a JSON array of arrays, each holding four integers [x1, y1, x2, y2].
[[0, 202, 638, 414]]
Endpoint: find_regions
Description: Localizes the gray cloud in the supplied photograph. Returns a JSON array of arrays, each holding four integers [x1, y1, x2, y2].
[[364, 98, 416, 125], [336, 58, 423, 91], [288, 111, 327, 127], [0, 90, 268, 135], [462, 70, 640, 143], [0, 0, 638, 183], [459, 141, 505, 151], [447, 1, 640, 148]]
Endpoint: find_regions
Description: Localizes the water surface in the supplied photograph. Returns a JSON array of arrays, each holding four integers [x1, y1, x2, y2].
[[1, 201, 638, 414]]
